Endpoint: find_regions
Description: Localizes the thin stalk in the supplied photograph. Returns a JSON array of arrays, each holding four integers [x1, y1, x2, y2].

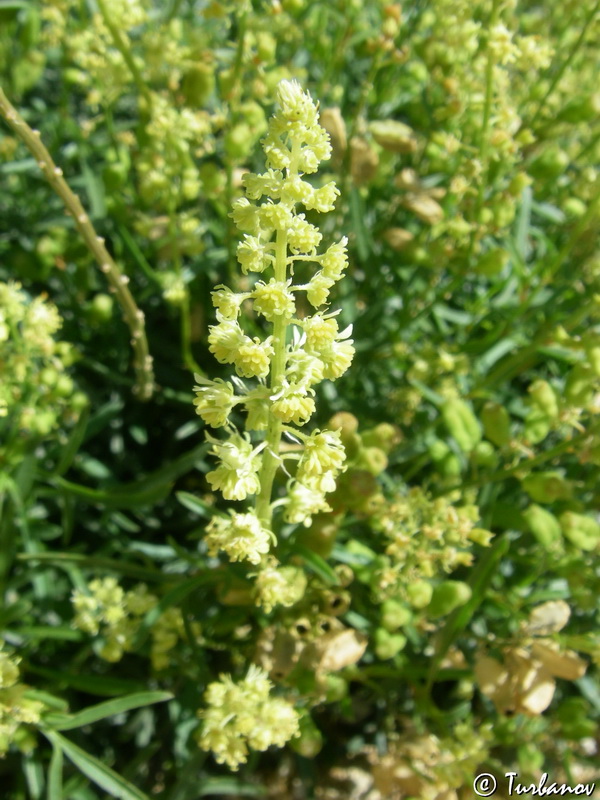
[[0, 87, 154, 399], [468, 0, 500, 257], [255, 227, 289, 527], [527, 0, 600, 130], [95, 0, 153, 108]]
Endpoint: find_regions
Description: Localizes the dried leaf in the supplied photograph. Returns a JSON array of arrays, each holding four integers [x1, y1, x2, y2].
[[524, 600, 571, 635]]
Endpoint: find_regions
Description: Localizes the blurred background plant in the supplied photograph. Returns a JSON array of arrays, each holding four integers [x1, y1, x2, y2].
[[1, 0, 599, 797]]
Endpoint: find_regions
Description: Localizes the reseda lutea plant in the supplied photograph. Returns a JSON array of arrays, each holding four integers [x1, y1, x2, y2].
[[194, 79, 352, 600], [193, 81, 352, 770]]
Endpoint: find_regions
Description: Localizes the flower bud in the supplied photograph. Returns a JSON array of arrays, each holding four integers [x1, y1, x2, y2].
[[583, 334, 600, 377], [441, 398, 482, 453], [522, 472, 572, 503], [427, 581, 472, 619], [559, 511, 600, 552], [481, 402, 511, 447], [522, 504, 563, 549]]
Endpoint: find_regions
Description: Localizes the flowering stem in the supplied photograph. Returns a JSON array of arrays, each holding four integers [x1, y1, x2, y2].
[[0, 87, 155, 400], [95, 0, 153, 109], [255, 227, 289, 527], [528, 0, 600, 130]]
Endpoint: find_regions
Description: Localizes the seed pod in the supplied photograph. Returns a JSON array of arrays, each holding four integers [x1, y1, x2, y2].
[[529, 146, 569, 180], [298, 514, 339, 558], [522, 504, 563, 549], [439, 452, 462, 477], [481, 402, 511, 447], [556, 94, 600, 124], [471, 441, 499, 469], [474, 248, 508, 277], [441, 398, 482, 453], [428, 439, 450, 463], [380, 599, 412, 631], [583, 335, 600, 377], [383, 227, 414, 251], [524, 409, 551, 444], [406, 579, 433, 609], [565, 364, 595, 407], [369, 120, 417, 153], [374, 627, 407, 659], [427, 580, 472, 619], [522, 471, 572, 503], [350, 137, 379, 185], [319, 108, 347, 166], [361, 423, 402, 453], [529, 380, 559, 419], [356, 446, 388, 476], [290, 715, 323, 758], [402, 193, 444, 225], [559, 511, 600, 551], [323, 674, 348, 702]]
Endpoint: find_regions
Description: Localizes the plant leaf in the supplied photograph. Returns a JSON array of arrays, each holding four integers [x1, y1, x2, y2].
[[45, 691, 172, 731]]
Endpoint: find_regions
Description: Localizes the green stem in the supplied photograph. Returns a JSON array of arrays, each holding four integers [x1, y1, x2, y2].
[[95, 0, 153, 108], [255, 228, 289, 528], [0, 87, 154, 399], [469, 0, 500, 257], [528, 0, 600, 130]]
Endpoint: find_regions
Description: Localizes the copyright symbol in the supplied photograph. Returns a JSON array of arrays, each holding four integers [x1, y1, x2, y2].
[[473, 773, 497, 797]]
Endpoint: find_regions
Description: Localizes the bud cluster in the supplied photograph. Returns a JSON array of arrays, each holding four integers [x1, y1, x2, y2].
[[194, 80, 353, 605]]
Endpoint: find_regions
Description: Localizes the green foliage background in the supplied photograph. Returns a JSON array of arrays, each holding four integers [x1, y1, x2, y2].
[[1, 0, 600, 797]]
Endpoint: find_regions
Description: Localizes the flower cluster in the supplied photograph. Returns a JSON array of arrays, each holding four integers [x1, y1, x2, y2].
[[196, 665, 300, 770], [72, 578, 200, 670], [194, 80, 352, 610], [0, 643, 46, 756], [0, 281, 86, 452], [373, 487, 492, 586]]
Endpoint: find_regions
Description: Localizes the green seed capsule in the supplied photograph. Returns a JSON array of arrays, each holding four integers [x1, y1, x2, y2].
[[470, 441, 499, 469], [374, 628, 407, 660], [481, 402, 511, 447], [428, 439, 451, 462], [439, 452, 462, 477], [522, 504, 563, 549], [427, 580, 472, 618], [524, 409, 551, 444], [565, 364, 595, 407], [290, 716, 323, 758], [441, 398, 482, 453], [361, 423, 402, 454], [522, 471, 572, 503], [529, 380, 559, 419], [583, 335, 600, 377], [474, 248, 509, 277], [406, 580, 433, 609], [559, 511, 600, 551], [380, 599, 412, 631]]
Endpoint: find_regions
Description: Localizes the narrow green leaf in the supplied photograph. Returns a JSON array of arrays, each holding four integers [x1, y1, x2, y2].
[[54, 407, 89, 477], [198, 778, 266, 797], [43, 731, 150, 800], [17, 552, 167, 582], [46, 691, 172, 731], [47, 742, 63, 800], [290, 544, 339, 586], [176, 491, 212, 518], [427, 533, 511, 686], [23, 755, 44, 800]]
